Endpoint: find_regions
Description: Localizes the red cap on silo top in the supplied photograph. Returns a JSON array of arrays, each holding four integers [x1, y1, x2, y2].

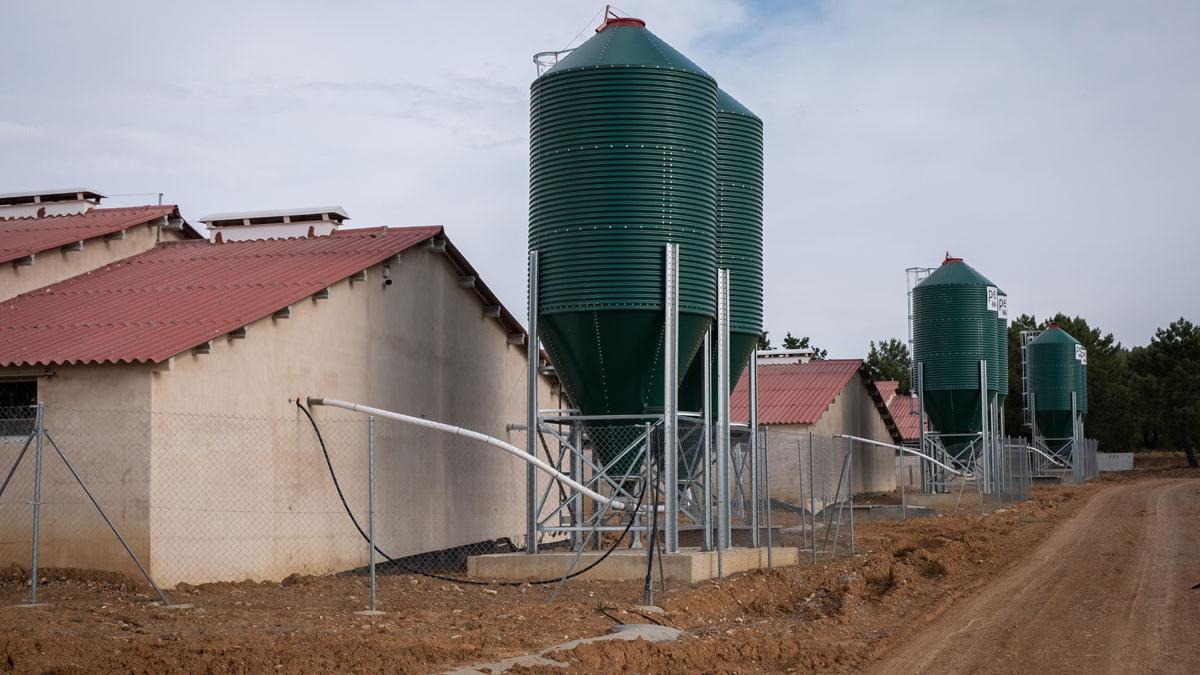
[[596, 6, 645, 31]]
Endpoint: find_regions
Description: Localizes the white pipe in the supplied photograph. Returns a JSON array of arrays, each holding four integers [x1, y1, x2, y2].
[[1014, 442, 1069, 468], [307, 397, 636, 512], [834, 434, 972, 477]]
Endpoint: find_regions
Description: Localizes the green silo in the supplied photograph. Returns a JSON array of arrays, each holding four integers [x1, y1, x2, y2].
[[529, 16, 718, 472], [912, 256, 1003, 457], [679, 88, 764, 411], [1028, 326, 1087, 454]]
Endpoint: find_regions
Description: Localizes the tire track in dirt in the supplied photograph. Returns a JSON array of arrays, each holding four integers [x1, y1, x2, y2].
[[869, 478, 1200, 675]]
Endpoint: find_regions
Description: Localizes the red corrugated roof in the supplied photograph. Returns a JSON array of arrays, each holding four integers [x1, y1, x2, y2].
[[731, 359, 863, 425], [875, 380, 928, 442], [0, 205, 184, 264], [0, 226, 442, 367], [875, 380, 899, 404]]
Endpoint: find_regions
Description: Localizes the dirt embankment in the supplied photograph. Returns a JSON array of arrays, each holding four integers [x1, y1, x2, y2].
[[0, 467, 1195, 673]]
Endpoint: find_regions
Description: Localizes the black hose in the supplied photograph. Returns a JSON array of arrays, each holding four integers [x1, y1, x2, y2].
[[297, 401, 642, 587]]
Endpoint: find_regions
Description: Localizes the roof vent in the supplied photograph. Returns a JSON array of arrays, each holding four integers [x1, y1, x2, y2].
[[757, 348, 814, 366], [197, 206, 349, 242], [0, 188, 103, 218]]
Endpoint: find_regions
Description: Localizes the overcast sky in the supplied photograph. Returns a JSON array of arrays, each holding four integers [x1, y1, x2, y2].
[[3, 1, 1197, 356]]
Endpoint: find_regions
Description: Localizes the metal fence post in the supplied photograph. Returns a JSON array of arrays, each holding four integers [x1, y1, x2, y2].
[[748, 347, 760, 548], [367, 415, 377, 613], [763, 426, 772, 568], [30, 401, 44, 604], [848, 438, 855, 555], [808, 431, 817, 564]]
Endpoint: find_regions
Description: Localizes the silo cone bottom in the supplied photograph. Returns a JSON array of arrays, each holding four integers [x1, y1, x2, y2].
[[539, 309, 710, 476]]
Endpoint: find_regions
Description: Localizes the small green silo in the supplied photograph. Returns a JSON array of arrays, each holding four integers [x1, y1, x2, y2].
[[912, 256, 1003, 457], [1028, 326, 1087, 454], [679, 88, 764, 411], [529, 15, 718, 473]]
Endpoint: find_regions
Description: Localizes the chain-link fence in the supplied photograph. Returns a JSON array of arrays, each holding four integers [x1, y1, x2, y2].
[[760, 428, 858, 560], [2, 403, 888, 611]]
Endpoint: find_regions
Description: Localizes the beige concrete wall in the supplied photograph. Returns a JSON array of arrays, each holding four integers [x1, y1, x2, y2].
[[147, 245, 552, 584], [0, 365, 154, 578], [0, 222, 171, 301], [763, 373, 897, 508]]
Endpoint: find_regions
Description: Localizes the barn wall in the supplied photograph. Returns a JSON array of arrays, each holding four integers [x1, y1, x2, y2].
[[146, 245, 551, 584], [762, 373, 897, 510], [0, 365, 154, 578]]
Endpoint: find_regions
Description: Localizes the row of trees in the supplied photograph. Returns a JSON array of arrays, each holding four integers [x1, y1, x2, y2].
[[862, 316, 1200, 465], [758, 331, 828, 359]]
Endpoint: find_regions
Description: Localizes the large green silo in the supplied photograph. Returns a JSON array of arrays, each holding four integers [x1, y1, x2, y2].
[[912, 257, 1003, 456], [1028, 326, 1087, 453], [529, 16, 718, 472], [679, 88, 764, 411]]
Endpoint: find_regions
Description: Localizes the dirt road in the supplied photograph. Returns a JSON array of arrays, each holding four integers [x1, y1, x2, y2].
[[872, 478, 1200, 674]]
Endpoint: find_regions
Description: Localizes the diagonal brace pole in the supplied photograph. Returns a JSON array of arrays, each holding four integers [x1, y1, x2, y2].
[[0, 430, 34, 500], [43, 430, 170, 606]]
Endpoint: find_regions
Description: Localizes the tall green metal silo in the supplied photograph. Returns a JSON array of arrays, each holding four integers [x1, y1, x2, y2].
[[680, 88, 764, 411], [1028, 326, 1087, 454], [912, 257, 1003, 456], [529, 16, 718, 471]]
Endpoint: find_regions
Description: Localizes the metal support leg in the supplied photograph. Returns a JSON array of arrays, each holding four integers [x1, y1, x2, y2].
[[702, 329, 713, 552], [1071, 392, 1080, 484], [917, 362, 928, 494], [663, 243, 679, 553], [570, 422, 583, 550], [716, 269, 731, 553], [526, 251, 539, 554]]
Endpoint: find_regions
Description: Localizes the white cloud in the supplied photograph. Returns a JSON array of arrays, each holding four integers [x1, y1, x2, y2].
[[1, 0, 1197, 354]]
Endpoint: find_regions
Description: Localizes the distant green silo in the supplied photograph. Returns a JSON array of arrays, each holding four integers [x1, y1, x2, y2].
[[1028, 326, 1088, 454], [529, 16, 718, 474], [912, 257, 1003, 456], [680, 88, 764, 412]]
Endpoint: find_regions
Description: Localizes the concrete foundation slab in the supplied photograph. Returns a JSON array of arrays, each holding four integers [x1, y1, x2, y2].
[[467, 546, 797, 583], [853, 504, 937, 521], [678, 525, 781, 548]]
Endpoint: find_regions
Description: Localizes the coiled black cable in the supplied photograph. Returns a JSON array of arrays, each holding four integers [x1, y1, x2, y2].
[[297, 401, 643, 587]]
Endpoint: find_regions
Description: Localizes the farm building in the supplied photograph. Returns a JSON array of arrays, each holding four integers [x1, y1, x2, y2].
[[874, 380, 927, 445], [0, 189, 198, 302], [732, 353, 901, 503], [874, 380, 928, 488], [0, 214, 552, 585]]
